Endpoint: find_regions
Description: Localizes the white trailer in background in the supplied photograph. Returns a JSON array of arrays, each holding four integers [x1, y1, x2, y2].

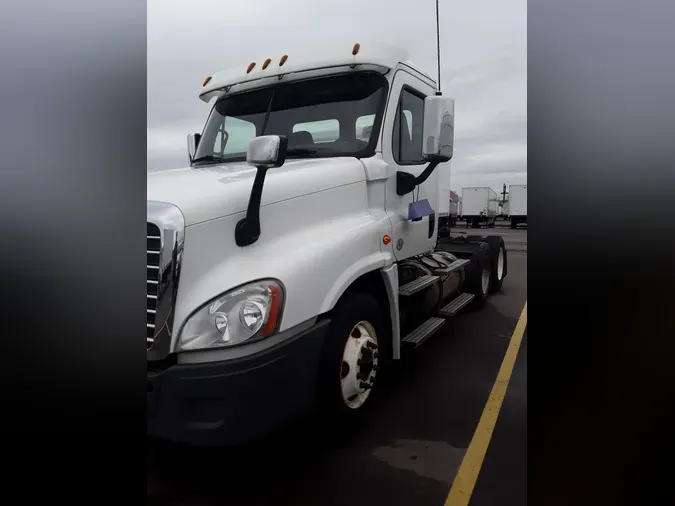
[[449, 191, 460, 225], [436, 163, 452, 233], [508, 184, 527, 228], [461, 187, 499, 228], [437, 190, 460, 235]]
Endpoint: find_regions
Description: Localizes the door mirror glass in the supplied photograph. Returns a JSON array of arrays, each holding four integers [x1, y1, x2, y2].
[[421, 96, 454, 162]]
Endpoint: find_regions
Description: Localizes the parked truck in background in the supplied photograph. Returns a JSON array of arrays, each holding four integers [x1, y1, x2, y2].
[[460, 187, 499, 228], [146, 44, 509, 446], [449, 190, 459, 226], [436, 159, 453, 233], [508, 184, 527, 228], [439, 190, 459, 234]]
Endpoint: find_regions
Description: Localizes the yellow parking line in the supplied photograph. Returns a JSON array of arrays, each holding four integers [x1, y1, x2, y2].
[[445, 302, 528, 506]]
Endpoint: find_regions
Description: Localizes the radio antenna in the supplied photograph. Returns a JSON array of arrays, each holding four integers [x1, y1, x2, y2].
[[435, 0, 442, 95]]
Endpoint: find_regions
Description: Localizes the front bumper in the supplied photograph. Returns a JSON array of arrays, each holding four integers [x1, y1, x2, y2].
[[147, 319, 330, 446]]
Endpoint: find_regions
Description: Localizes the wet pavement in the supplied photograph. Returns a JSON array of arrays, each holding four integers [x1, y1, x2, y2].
[[147, 224, 527, 506]]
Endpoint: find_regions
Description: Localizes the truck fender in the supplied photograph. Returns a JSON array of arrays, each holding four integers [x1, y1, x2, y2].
[[318, 252, 389, 316], [380, 265, 402, 360]]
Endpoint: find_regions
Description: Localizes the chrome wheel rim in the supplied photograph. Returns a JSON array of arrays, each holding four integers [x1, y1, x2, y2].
[[340, 321, 379, 409]]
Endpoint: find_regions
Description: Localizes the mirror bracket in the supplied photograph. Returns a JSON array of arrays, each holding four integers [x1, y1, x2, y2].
[[396, 161, 440, 196], [235, 165, 270, 247]]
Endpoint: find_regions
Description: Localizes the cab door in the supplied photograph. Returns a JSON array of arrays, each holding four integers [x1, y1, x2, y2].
[[382, 71, 437, 260]]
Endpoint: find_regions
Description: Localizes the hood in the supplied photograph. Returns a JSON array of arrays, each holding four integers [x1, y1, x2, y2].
[[147, 158, 366, 225]]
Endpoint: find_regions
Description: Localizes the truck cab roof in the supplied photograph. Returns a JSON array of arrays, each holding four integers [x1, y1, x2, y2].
[[199, 42, 436, 103]]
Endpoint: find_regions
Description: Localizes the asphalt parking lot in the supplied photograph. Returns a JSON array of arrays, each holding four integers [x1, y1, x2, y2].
[[148, 221, 527, 506]]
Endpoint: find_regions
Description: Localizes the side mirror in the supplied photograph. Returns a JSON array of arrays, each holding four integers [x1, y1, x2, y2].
[[187, 133, 201, 163], [235, 135, 289, 248], [246, 135, 288, 169], [422, 96, 455, 162], [396, 96, 455, 196]]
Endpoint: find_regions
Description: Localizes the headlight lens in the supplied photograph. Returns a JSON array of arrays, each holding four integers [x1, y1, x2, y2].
[[177, 280, 284, 352]]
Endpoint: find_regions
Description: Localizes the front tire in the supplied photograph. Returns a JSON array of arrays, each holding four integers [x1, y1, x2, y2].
[[316, 293, 388, 428]]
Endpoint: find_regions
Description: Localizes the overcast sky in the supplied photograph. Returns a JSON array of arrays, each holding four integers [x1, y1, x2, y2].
[[148, 0, 526, 193]]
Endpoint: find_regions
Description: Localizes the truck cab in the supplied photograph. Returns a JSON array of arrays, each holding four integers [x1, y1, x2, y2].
[[147, 44, 508, 446]]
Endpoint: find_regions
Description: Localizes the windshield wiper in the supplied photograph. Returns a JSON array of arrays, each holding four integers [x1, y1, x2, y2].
[[191, 154, 229, 164], [286, 148, 319, 158]]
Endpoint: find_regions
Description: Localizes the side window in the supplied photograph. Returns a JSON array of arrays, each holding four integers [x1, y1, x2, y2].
[[213, 117, 256, 156], [393, 88, 425, 164], [293, 119, 340, 144], [356, 114, 375, 141]]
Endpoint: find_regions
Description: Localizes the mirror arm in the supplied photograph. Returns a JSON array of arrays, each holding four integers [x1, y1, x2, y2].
[[235, 135, 288, 247], [235, 166, 269, 247], [396, 160, 440, 196]]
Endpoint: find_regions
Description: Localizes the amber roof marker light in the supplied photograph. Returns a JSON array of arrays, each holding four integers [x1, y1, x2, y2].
[[202, 76, 212, 87], [279, 54, 288, 66], [262, 58, 272, 70], [352, 43, 360, 56], [246, 62, 256, 74]]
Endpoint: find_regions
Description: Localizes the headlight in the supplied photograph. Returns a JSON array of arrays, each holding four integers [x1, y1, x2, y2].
[[177, 279, 284, 352]]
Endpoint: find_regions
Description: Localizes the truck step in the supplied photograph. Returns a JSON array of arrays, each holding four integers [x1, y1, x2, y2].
[[438, 292, 475, 317], [433, 258, 471, 275], [401, 317, 446, 348], [399, 275, 439, 296]]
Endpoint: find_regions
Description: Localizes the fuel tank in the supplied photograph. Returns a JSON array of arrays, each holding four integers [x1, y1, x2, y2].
[[397, 250, 467, 332]]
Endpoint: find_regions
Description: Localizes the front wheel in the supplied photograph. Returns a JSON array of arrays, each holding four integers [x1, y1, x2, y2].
[[316, 293, 388, 427]]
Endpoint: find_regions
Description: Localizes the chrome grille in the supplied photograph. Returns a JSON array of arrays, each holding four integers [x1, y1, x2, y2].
[[147, 222, 161, 347], [147, 201, 184, 360]]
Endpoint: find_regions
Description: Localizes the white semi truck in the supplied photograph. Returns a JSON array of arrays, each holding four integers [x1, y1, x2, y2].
[[461, 186, 499, 228], [508, 184, 527, 228], [147, 44, 508, 446]]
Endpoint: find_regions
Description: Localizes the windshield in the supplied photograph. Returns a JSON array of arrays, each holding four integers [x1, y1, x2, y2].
[[193, 72, 388, 165]]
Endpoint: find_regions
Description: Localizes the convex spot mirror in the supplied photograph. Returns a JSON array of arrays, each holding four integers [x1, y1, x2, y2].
[[187, 133, 201, 163], [246, 135, 289, 168]]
